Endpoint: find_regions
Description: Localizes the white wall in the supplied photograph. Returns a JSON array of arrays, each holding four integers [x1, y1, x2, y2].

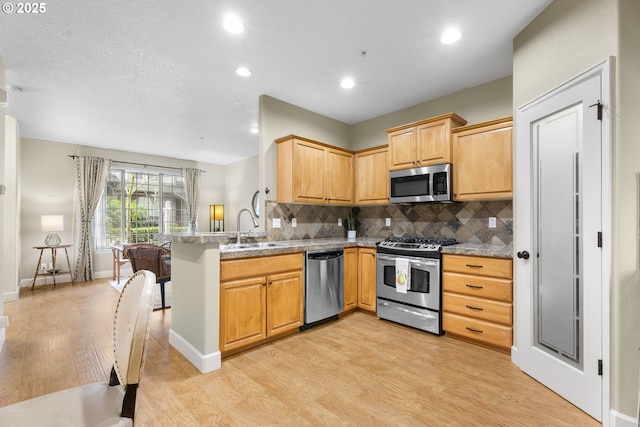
[[349, 76, 513, 151], [513, 0, 640, 418], [223, 155, 259, 233], [3, 116, 20, 301], [0, 53, 6, 351]]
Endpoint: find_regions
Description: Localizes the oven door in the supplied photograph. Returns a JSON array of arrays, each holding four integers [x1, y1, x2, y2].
[[376, 253, 441, 311]]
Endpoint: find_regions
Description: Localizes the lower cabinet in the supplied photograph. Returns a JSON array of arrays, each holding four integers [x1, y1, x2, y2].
[[442, 254, 513, 351], [357, 247, 377, 313], [343, 248, 359, 311], [220, 253, 304, 355], [343, 247, 377, 314]]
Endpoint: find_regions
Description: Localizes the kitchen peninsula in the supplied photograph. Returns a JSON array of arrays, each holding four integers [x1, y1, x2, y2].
[[158, 232, 382, 373]]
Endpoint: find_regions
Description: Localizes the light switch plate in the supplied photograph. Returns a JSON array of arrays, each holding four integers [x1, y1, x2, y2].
[[291, 218, 297, 228], [273, 218, 281, 228], [338, 218, 342, 227], [489, 217, 497, 228], [385, 218, 391, 227]]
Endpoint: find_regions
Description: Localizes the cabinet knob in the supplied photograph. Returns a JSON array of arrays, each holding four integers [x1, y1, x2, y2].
[[262, 282, 267, 286], [269, 280, 273, 285]]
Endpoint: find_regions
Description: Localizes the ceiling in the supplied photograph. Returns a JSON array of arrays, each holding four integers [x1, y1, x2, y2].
[[0, 0, 552, 165]]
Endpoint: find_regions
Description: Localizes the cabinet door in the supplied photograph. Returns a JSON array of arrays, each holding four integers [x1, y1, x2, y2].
[[326, 148, 353, 205], [453, 121, 513, 201], [343, 248, 358, 311], [358, 248, 377, 312], [267, 270, 304, 337], [388, 127, 416, 170], [293, 140, 326, 203], [220, 276, 267, 353], [416, 120, 450, 165], [355, 147, 389, 204]]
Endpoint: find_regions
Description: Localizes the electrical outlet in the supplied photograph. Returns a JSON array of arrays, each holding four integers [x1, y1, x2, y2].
[[273, 218, 281, 229], [291, 218, 297, 228], [489, 217, 497, 228], [338, 218, 342, 227], [385, 218, 391, 227]]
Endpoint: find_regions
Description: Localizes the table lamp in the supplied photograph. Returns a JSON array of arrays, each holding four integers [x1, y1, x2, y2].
[[210, 205, 224, 232], [41, 215, 64, 246]]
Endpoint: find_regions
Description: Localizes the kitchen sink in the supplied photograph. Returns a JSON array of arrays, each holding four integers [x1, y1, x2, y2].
[[221, 242, 284, 250]]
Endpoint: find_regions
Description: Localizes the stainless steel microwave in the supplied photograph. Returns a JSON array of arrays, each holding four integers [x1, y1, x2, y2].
[[389, 163, 453, 203]]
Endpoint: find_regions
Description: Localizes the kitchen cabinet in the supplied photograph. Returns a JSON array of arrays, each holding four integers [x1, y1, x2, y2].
[[276, 135, 353, 205], [386, 113, 467, 171], [452, 116, 513, 201], [354, 146, 389, 204], [343, 247, 358, 311], [220, 253, 304, 354], [358, 247, 377, 313], [442, 254, 513, 352]]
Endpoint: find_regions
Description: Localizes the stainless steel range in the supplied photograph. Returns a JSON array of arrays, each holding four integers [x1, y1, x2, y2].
[[376, 237, 457, 335]]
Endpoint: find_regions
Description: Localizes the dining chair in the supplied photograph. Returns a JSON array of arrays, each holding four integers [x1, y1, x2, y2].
[[111, 243, 131, 283], [0, 270, 156, 426], [123, 243, 171, 309]]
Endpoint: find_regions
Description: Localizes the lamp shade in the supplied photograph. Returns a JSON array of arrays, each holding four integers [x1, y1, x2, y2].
[[210, 205, 224, 220], [41, 215, 64, 232]]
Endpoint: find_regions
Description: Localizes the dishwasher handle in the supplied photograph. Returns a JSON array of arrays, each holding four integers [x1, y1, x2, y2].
[[306, 250, 344, 260]]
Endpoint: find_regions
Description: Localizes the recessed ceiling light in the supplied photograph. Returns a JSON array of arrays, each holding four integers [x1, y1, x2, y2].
[[223, 14, 244, 34], [340, 78, 355, 89], [250, 126, 259, 134], [441, 28, 462, 44], [235, 66, 252, 77]]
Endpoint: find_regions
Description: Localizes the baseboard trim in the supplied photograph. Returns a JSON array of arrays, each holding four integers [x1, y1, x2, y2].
[[169, 328, 221, 374], [610, 409, 637, 427]]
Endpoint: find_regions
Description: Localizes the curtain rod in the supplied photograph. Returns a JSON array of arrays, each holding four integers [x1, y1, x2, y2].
[[68, 155, 205, 172]]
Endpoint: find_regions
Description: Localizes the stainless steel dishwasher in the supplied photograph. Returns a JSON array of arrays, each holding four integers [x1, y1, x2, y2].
[[304, 248, 344, 327]]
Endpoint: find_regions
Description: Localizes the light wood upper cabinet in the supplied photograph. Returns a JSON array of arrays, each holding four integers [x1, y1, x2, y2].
[[276, 135, 353, 205], [355, 146, 389, 205], [387, 113, 467, 171], [220, 253, 304, 355], [452, 117, 513, 201]]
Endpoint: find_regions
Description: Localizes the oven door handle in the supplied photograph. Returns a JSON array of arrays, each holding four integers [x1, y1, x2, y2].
[[376, 253, 440, 267]]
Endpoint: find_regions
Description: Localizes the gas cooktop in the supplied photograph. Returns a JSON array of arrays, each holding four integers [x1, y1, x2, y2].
[[377, 236, 458, 253]]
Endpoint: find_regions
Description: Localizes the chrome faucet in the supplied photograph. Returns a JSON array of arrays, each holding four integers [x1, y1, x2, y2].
[[236, 208, 259, 243]]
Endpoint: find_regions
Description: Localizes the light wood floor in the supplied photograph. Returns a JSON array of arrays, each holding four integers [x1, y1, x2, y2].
[[1, 279, 600, 426]]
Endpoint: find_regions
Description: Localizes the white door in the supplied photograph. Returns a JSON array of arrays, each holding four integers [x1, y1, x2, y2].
[[514, 61, 611, 422]]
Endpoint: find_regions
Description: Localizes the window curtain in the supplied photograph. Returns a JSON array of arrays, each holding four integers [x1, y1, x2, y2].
[[183, 168, 201, 233], [73, 156, 111, 281]]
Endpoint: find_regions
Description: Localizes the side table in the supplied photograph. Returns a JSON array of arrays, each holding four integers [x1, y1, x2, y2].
[[31, 244, 75, 290]]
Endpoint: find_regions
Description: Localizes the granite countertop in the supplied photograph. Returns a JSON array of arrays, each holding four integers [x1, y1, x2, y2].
[[158, 232, 513, 259], [219, 237, 381, 259], [442, 242, 513, 259]]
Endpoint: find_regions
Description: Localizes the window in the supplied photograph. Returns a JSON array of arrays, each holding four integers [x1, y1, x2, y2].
[[93, 168, 189, 250]]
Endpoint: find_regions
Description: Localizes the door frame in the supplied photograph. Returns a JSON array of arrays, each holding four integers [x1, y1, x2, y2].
[[512, 57, 612, 423]]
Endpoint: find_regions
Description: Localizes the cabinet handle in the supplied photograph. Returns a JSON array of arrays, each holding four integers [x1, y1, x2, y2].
[[465, 284, 483, 289], [465, 264, 484, 269], [465, 305, 483, 311], [466, 327, 483, 334]]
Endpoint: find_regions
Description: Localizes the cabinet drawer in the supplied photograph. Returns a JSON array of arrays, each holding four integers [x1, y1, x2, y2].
[[443, 292, 512, 325], [221, 253, 303, 281], [443, 313, 512, 349], [443, 254, 512, 279], [442, 272, 512, 302]]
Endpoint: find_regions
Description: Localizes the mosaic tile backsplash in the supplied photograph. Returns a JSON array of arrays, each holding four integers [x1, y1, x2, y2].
[[266, 200, 512, 245]]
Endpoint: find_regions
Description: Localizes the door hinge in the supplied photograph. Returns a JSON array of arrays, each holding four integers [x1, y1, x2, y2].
[[598, 359, 603, 376], [589, 100, 603, 120], [597, 231, 602, 248]]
